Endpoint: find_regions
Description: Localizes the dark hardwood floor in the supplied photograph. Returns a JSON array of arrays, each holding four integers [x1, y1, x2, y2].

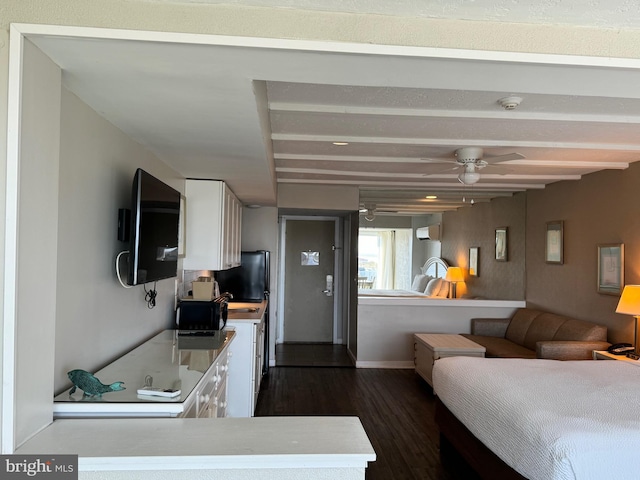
[[275, 343, 353, 367], [255, 367, 481, 480]]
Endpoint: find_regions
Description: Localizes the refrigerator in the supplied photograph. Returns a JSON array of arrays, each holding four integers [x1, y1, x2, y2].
[[216, 250, 270, 375]]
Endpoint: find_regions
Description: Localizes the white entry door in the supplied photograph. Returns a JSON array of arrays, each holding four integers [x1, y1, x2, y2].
[[282, 219, 336, 343]]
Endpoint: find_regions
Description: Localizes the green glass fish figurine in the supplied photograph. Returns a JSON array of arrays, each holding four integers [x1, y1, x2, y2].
[[67, 369, 125, 397]]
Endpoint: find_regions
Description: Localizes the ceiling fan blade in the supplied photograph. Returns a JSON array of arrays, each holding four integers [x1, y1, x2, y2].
[[482, 152, 525, 164], [421, 163, 461, 176], [419, 156, 457, 164]]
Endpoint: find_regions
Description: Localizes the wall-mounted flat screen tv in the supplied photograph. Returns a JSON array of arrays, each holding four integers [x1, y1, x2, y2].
[[128, 168, 180, 286]]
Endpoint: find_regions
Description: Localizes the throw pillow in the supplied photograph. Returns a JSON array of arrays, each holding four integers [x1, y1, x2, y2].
[[424, 278, 443, 297]]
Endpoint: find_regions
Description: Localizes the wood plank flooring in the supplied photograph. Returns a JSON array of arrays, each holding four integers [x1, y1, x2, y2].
[[255, 367, 481, 480], [275, 343, 353, 367]]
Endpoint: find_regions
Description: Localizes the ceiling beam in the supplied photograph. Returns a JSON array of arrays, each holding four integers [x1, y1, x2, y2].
[[270, 102, 640, 125], [272, 133, 640, 151]]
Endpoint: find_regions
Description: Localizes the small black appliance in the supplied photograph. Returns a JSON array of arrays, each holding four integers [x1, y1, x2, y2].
[[175, 298, 228, 333]]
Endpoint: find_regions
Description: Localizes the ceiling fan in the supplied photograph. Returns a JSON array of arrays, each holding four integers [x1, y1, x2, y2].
[[360, 204, 407, 220], [360, 204, 376, 221], [423, 147, 525, 185]]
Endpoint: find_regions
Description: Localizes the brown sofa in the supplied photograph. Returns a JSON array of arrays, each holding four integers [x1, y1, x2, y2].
[[462, 308, 610, 360]]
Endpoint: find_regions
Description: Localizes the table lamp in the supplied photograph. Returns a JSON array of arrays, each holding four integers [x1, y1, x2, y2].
[[615, 285, 640, 354], [445, 267, 464, 299]]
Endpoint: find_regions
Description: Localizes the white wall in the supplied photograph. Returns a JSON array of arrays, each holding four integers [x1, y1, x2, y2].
[[10, 39, 61, 451], [54, 87, 184, 393], [4, 0, 640, 455], [3, 33, 186, 452], [411, 214, 442, 276]]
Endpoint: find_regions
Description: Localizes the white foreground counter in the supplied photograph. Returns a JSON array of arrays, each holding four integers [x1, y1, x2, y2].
[[17, 416, 375, 480]]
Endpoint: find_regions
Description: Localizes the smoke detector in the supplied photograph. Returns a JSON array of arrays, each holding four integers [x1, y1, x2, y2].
[[498, 96, 523, 110]]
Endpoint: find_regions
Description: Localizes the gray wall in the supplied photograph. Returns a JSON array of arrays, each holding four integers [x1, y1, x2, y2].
[[441, 194, 526, 301], [440, 162, 640, 343], [526, 163, 640, 344], [240, 206, 279, 365]]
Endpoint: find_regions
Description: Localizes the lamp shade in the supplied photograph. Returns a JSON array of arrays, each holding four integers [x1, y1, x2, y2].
[[445, 267, 464, 283], [616, 285, 640, 315]]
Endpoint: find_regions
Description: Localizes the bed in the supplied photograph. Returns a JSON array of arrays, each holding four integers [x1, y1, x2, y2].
[[433, 356, 640, 480], [357, 257, 451, 298]]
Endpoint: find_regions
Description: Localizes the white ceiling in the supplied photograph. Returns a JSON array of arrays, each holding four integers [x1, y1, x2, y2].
[[23, 3, 640, 215]]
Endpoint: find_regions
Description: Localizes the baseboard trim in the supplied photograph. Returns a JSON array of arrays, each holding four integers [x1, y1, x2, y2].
[[347, 348, 357, 364], [355, 360, 415, 369]]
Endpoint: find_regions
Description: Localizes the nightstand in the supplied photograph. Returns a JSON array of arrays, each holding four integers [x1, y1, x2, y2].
[[592, 350, 640, 366]]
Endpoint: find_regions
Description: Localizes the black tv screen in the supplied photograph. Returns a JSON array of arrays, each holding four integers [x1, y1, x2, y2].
[[128, 169, 180, 285]]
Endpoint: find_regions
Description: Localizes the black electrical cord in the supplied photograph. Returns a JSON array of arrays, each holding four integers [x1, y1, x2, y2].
[[144, 282, 158, 309]]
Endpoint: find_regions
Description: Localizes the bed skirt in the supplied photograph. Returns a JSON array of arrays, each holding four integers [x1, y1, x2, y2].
[[435, 397, 527, 480]]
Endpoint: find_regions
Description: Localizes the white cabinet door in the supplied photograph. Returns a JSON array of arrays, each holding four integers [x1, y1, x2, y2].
[[253, 321, 265, 408], [226, 317, 264, 417], [184, 179, 242, 271]]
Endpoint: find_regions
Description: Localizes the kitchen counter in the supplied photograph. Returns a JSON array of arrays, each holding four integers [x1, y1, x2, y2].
[[227, 300, 267, 322], [226, 299, 268, 417], [53, 329, 234, 418]]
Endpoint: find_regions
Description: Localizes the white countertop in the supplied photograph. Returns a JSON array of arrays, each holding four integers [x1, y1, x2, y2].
[[16, 416, 376, 471]]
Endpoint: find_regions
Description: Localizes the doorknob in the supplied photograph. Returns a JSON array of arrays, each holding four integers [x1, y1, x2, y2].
[[323, 274, 333, 297]]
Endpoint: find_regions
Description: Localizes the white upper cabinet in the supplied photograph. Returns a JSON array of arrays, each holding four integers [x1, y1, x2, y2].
[[184, 179, 242, 271]]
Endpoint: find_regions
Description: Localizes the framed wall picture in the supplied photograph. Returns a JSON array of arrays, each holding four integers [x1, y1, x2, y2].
[[469, 247, 479, 277], [545, 220, 563, 264], [597, 243, 624, 295], [495, 227, 507, 261]]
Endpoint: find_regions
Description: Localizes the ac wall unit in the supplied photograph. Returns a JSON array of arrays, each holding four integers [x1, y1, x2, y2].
[[416, 225, 441, 241]]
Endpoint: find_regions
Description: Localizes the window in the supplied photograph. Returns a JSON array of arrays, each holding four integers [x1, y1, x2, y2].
[[358, 228, 412, 289]]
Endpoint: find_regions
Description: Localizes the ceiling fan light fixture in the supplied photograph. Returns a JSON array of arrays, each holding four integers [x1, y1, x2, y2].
[[458, 170, 480, 185]]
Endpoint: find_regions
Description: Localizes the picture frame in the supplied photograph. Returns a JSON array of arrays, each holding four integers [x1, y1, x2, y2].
[[178, 195, 186, 258], [469, 247, 479, 277], [545, 220, 563, 264], [597, 243, 624, 295], [495, 227, 507, 261]]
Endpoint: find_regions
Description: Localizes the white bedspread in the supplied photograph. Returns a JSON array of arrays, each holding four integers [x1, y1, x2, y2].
[[433, 357, 640, 480]]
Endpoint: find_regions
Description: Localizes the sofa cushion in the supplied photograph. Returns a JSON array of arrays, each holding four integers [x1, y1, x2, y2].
[[504, 308, 544, 345], [522, 313, 567, 351], [462, 334, 536, 359], [552, 318, 607, 342]]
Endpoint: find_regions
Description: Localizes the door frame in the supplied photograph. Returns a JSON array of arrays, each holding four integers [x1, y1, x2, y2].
[[277, 215, 344, 345]]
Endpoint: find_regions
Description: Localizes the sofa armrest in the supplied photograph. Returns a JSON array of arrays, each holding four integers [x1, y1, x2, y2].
[[536, 341, 612, 360], [470, 318, 510, 337]]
